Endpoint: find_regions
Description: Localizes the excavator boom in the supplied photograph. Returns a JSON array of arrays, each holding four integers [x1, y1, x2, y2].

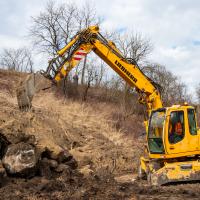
[[17, 25, 162, 115]]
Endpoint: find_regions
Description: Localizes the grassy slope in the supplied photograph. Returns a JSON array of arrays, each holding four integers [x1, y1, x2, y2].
[[0, 69, 144, 175]]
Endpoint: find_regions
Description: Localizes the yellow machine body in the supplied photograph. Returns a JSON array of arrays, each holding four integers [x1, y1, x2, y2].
[[148, 105, 200, 159], [140, 104, 200, 185], [17, 26, 200, 185]]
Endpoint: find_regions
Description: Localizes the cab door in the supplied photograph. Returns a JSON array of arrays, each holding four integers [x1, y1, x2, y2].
[[165, 110, 188, 154], [186, 109, 199, 152]]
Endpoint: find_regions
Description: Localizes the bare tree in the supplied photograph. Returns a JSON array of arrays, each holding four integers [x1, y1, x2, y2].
[[116, 32, 152, 63], [75, 1, 100, 84], [29, 0, 99, 82], [143, 63, 190, 106], [0, 48, 33, 72], [94, 61, 106, 87], [112, 31, 152, 115], [76, 1, 99, 31], [82, 62, 97, 101], [196, 83, 200, 104], [29, 0, 77, 56]]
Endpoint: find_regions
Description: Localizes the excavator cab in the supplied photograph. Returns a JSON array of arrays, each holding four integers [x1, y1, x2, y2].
[[147, 105, 199, 158], [141, 105, 200, 185]]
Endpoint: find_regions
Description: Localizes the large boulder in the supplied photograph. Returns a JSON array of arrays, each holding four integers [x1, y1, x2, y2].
[[2, 142, 38, 177]]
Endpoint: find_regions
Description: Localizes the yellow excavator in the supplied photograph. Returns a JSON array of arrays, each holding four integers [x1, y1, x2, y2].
[[16, 26, 200, 185]]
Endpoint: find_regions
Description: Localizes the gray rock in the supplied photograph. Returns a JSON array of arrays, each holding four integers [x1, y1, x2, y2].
[[2, 142, 38, 177]]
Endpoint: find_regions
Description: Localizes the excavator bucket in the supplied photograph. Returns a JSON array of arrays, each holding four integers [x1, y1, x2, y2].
[[16, 73, 52, 110]]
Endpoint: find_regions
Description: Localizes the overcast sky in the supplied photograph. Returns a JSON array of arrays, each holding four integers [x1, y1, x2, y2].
[[1, 0, 200, 95]]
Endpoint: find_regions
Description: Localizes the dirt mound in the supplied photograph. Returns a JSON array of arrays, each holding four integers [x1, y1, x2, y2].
[[0, 69, 26, 95]]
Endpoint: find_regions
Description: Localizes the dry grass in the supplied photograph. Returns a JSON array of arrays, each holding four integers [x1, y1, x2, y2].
[[0, 69, 144, 176], [32, 91, 144, 173]]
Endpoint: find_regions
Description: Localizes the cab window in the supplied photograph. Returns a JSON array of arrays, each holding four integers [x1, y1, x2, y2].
[[168, 111, 185, 144], [188, 109, 197, 135], [148, 110, 165, 154]]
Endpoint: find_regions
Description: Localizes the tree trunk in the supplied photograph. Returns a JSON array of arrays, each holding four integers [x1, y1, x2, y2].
[[81, 55, 87, 85]]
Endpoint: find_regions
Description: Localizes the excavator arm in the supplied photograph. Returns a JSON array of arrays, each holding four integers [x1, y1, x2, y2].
[[17, 25, 162, 116]]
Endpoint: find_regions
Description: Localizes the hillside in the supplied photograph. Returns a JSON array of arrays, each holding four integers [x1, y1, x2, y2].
[[0, 69, 200, 200]]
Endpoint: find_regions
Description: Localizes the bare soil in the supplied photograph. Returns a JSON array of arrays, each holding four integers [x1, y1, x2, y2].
[[1, 172, 200, 200], [0, 69, 200, 200]]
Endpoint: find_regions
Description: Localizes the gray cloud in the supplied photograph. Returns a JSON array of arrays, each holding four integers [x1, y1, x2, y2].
[[95, 0, 200, 94]]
